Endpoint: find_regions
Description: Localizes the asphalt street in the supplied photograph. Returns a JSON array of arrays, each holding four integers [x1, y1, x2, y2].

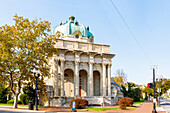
[[160, 98, 170, 113]]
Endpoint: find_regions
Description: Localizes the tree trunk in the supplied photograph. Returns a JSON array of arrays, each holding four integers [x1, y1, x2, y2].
[[13, 94, 19, 108]]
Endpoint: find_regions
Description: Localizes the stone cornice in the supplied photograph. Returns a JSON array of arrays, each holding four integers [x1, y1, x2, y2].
[[58, 48, 68, 53], [56, 38, 110, 47], [88, 51, 97, 57], [57, 48, 115, 58], [65, 50, 74, 55], [102, 53, 115, 58]]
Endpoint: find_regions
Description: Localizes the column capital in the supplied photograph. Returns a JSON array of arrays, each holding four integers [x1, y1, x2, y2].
[[75, 61, 80, 65], [102, 63, 107, 67], [74, 50, 83, 55], [60, 59, 65, 63], [108, 63, 112, 67], [54, 58, 59, 62], [89, 52, 97, 57], [89, 62, 94, 65]]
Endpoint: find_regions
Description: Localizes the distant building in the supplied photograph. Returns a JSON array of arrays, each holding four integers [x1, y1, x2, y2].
[[44, 16, 115, 106], [111, 78, 123, 104]]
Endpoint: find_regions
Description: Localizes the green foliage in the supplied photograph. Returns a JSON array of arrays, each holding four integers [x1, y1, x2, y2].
[[121, 85, 128, 97], [155, 79, 170, 96], [83, 107, 136, 111], [144, 93, 148, 100], [70, 98, 88, 109], [121, 82, 141, 102], [19, 94, 29, 105], [22, 83, 35, 103], [0, 14, 57, 108], [142, 86, 153, 96], [0, 82, 9, 103], [7, 99, 22, 104], [133, 100, 145, 105]]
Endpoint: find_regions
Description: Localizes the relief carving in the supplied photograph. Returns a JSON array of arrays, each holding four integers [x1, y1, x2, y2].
[[93, 64, 102, 73], [79, 62, 88, 71], [64, 61, 74, 71]]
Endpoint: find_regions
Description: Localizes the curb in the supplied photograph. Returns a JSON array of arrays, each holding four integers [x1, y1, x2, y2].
[[156, 107, 166, 112]]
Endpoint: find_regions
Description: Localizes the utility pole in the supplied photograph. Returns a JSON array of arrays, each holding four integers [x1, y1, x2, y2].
[[157, 75, 162, 107], [152, 65, 157, 113], [158, 78, 160, 107]]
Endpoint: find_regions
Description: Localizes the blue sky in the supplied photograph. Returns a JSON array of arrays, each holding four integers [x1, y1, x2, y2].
[[0, 0, 170, 85]]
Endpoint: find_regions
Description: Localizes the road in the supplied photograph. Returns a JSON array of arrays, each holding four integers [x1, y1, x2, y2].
[[160, 98, 170, 113]]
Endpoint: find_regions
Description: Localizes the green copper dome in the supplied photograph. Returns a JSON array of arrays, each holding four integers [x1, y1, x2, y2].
[[53, 16, 93, 39]]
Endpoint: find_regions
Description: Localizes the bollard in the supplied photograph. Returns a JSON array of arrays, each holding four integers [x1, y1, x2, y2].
[[72, 101, 77, 112], [28, 101, 34, 110]]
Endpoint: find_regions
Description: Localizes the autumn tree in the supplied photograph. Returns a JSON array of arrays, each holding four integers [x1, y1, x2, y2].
[[114, 69, 127, 86], [0, 15, 57, 108]]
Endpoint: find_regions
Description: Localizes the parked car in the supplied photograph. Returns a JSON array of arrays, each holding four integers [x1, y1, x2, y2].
[[160, 96, 164, 99]]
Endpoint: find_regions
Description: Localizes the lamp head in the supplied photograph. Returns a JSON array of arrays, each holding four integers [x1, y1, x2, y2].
[[37, 69, 40, 78], [33, 68, 36, 74]]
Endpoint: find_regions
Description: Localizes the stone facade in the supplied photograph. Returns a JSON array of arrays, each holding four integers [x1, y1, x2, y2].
[[111, 79, 124, 105], [44, 16, 115, 106]]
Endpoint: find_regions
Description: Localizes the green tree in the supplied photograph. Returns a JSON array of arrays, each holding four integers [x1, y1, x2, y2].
[[114, 69, 127, 86], [142, 86, 153, 97], [121, 82, 141, 102], [22, 83, 35, 103], [0, 76, 9, 103], [0, 15, 57, 108], [155, 78, 170, 96]]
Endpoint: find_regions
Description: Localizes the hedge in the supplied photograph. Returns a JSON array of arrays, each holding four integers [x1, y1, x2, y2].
[[19, 94, 29, 105], [7, 99, 22, 104]]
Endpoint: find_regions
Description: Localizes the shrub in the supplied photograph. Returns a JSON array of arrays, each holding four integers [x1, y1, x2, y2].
[[118, 97, 134, 109], [0, 83, 9, 103], [118, 97, 127, 109], [125, 97, 134, 106], [7, 99, 22, 104], [19, 94, 29, 105], [70, 98, 88, 109]]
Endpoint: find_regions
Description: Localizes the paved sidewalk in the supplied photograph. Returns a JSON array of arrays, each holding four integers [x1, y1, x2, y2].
[[0, 101, 167, 113], [130, 101, 166, 113]]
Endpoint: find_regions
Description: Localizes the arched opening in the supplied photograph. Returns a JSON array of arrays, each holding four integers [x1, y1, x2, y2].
[[64, 69, 74, 97], [79, 70, 88, 97], [93, 71, 100, 96]]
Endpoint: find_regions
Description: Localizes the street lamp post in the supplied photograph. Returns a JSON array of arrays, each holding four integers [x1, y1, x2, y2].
[[33, 68, 40, 111], [152, 67, 157, 113]]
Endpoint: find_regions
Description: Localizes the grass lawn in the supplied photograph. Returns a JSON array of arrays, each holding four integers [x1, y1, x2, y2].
[[81, 107, 136, 111], [133, 100, 145, 105], [0, 103, 43, 107]]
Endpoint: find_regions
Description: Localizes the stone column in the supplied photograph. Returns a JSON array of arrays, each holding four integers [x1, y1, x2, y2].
[[89, 62, 93, 96], [87, 72, 89, 96], [100, 71, 103, 96], [75, 61, 79, 97], [60, 60, 64, 96], [102, 63, 106, 96], [53, 59, 58, 97], [108, 63, 111, 96]]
